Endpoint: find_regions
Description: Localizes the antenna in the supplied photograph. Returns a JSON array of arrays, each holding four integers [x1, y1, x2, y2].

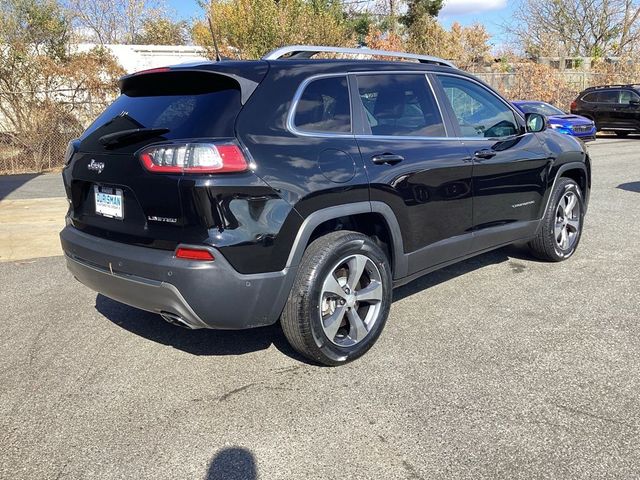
[[207, 15, 222, 62]]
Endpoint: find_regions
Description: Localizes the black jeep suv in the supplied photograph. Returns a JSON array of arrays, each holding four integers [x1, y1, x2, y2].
[[60, 45, 591, 365], [571, 84, 640, 137]]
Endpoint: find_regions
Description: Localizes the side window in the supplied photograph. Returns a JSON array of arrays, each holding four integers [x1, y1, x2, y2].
[[438, 75, 519, 138], [619, 90, 640, 104], [293, 76, 351, 133], [598, 91, 618, 104], [356, 74, 446, 137], [582, 92, 599, 103]]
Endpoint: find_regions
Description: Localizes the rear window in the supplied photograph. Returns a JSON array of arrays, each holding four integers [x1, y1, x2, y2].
[[80, 72, 242, 152], [598, 91, 619, 103], [356, 74, 446, 137], [293, 76, 351, 133]]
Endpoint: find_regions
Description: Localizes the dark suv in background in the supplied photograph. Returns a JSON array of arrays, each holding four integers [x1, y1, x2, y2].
[[571, 84, 640, 137], [60, 45, 591, 365]]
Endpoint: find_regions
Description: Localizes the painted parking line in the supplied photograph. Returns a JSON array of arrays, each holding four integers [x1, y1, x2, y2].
[[0, 197, 67, 262]]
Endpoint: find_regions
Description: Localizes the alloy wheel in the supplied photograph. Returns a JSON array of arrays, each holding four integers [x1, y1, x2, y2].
[[319, 254, 383, 347], [554, 191, 581, 251]]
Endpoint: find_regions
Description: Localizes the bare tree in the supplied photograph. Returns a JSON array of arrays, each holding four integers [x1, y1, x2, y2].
[[509, 0, 640, 58], [63, 0, 163, 45]]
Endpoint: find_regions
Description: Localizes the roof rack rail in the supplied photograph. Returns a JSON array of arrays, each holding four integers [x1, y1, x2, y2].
[[584, 84, 640, 90], [262, 45, 456, 69]]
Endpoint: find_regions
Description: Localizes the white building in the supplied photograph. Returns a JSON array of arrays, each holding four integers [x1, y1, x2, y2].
[[74, 44, 211, 73]]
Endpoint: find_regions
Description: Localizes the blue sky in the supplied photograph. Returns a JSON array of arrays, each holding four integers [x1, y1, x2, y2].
[[438, 0, 516, 44], [166, 0, 201, 19], [166, 0, 515, 44]]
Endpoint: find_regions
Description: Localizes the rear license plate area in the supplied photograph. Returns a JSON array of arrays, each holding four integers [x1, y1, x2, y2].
[[94, 185, 124, 219]]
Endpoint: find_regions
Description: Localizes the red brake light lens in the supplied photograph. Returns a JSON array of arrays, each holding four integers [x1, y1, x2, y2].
[[570, 100, 578, 110], [140, 143, 248, 174], [134, 67, 171, 75], [175, 247, 215, 261]]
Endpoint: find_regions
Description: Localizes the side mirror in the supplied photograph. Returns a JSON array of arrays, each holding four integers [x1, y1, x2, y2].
[[629, 99, 640, 106], [525, 113, 546, 133]]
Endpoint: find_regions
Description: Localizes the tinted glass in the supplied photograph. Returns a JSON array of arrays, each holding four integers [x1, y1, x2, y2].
[[293, 77, 351, 133], [439, 76, 518, 138], [582, 92, 599, 102], [598, 91, 618, 103], [356, 74, 446, 136], [84, 93, 239, 139], [619, 90, 640, 104], [81, 76, 242, 152]]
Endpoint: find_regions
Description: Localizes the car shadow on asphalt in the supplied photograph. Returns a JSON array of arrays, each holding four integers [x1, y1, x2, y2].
[[95, 294, 310, 363], [95, 244, 538, 362], [204, 447, 257, 480], [0, 173, 40, 200], [618, 181, 640, 193], [393, 244, 538, 302]]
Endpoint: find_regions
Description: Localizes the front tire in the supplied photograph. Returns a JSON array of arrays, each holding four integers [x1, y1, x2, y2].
[[281, 231, 393, 366], [528, 177, 585, 261]]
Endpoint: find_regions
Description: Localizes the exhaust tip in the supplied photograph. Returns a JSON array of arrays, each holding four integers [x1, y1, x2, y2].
[[160, 311, 192, 329]]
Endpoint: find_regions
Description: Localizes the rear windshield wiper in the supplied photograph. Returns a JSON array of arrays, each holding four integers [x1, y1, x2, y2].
[[99, 128, 170, 147]]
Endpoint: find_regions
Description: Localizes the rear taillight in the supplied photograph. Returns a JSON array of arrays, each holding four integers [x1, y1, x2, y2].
[[139, 142, 248, 174], [64, 139, 79, 166], [570, 100, 578, 111], [175, 247, 215, 261]]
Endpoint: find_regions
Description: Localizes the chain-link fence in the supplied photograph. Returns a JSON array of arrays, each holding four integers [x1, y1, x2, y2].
[[0, 88, 116, 174], [0, 128, 84, 174]]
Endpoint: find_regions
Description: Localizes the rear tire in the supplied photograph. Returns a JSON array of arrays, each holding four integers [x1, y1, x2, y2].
[[528, 177, 584, 262], [281, 231, 392, 366]]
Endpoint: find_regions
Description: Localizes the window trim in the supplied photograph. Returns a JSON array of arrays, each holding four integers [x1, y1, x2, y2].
[[581, 91, 601, 103], [434, 72, 526, 141], [287, 73, 354, 137], [580, 88, 640, 104], [287, 70, 526, 141], [287, 71, 456, 141]]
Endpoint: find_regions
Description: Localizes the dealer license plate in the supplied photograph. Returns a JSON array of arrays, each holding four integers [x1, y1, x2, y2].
[[94, 185, 123, 219]]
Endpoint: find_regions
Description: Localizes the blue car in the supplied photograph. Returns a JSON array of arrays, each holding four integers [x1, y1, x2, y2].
[[513, 101, 596, 142]]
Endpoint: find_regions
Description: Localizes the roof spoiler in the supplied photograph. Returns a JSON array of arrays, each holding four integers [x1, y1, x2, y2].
[[118, 67, 262, 104]]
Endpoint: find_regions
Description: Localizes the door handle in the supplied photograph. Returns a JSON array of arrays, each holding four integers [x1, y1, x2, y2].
[[372, 153, 404, 165], [474, 149, 496, 160]]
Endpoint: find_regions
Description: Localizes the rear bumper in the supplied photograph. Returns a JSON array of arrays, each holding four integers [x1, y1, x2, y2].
[[60, 226, 291, 329]]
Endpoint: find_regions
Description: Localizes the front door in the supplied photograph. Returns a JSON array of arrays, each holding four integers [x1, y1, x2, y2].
[[434, 74, 551, 252], [613, 89, 640, 130]]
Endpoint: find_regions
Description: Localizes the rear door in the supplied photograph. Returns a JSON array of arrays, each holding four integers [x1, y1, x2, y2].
[[352, 72, 473, 275], [434, 73, 551, 251], [593, 90, 619, 128], [65, 70, 250, 248]]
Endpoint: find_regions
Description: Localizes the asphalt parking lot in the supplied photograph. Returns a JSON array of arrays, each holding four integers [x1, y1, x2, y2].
[[1, 137, 639, 479]]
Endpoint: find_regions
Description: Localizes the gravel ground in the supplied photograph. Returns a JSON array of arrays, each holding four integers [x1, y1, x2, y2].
[[0, 137, 639, 479]]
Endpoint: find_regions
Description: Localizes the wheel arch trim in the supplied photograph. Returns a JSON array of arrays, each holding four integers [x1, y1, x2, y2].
[[285, 201, 407, 279], [541, 161, 590, 221]]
